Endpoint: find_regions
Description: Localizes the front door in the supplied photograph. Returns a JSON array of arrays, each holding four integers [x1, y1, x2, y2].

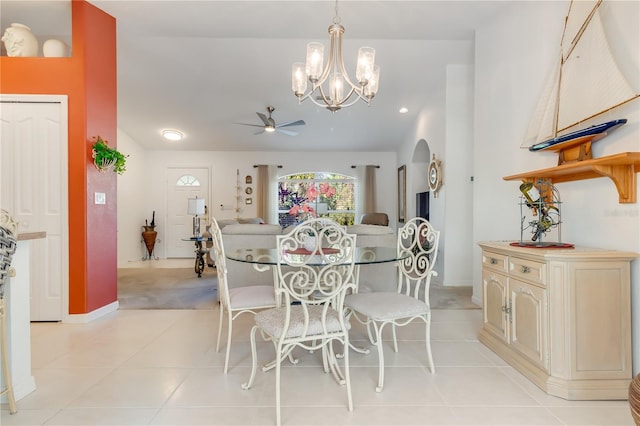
[[165, 167, 209, 258]]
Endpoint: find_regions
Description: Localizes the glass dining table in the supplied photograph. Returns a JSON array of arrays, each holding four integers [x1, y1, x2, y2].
[[226, 246, 407, 268], [226, 246, 409, 360]]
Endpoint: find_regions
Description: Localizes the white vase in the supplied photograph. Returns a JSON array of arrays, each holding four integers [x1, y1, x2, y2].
[[43, 39, 68, 57], [303, 235, 316, 252], [2, 23, 38, 57]]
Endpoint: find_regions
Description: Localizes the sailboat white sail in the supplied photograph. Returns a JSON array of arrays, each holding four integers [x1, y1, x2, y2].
[[522, 0, 639, 153]]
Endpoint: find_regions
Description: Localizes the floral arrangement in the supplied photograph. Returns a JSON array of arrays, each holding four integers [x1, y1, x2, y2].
[[281, 182, 336, 222]]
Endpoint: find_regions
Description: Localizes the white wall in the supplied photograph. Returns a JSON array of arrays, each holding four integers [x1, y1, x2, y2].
[[443, 64, 474, 286], [473, 0, 640, 368], [117, 150, 396, 265], [397, 61, 474, 288], [116, 129, 147, 264]]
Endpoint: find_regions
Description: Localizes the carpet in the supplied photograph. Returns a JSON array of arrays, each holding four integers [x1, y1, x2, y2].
[[117, 267, 218, 309], [117, 267, 479, 310]]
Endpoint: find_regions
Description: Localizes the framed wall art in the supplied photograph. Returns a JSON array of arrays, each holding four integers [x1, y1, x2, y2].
[[398, 165, 406, 223]]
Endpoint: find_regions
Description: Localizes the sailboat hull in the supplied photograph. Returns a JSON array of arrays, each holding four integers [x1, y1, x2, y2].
[[529, 119, 627, 152]]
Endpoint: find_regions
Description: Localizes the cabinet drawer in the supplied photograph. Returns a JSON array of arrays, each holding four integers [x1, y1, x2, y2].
[[482, 251, 508, 272], [509, 257, 546, 286]]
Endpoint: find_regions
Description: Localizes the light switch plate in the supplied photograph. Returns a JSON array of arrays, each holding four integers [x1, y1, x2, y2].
[[95, 192, 106, 205]]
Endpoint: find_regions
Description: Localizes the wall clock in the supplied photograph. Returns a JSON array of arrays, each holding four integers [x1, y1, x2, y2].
[[428, 154, 443, 197]]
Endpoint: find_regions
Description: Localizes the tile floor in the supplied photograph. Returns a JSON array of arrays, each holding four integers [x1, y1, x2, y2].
[[1, 261, 635, 425]]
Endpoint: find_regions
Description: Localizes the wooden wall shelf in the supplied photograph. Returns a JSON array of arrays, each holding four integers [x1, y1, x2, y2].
[[503, 152, 640, 203]]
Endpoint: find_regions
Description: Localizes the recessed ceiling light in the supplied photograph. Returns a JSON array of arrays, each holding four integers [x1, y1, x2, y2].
[[399, 107, 408, 114], [162, 129, 183, 141]]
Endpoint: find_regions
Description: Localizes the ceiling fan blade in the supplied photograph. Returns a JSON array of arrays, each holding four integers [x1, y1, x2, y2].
[[276, 128, 298, 136], [257, 112, 270, 126], [233, 122, 265, 128], [254, 129, 266, 135], [277, 120, 306, 128]]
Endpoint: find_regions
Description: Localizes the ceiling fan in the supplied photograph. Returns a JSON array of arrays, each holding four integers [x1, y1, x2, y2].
[[235, 106, 305, 136]]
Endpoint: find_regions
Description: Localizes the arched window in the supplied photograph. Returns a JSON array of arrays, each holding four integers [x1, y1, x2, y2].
[[176, 175, 201, 187], [278, 172, 355, 227]]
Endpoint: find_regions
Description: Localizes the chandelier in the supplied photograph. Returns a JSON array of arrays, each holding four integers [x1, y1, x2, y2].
[[291, 0, 380, 112]]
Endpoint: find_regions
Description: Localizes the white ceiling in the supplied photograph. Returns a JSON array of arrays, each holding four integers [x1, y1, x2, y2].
[[2, 1, 515, 152]]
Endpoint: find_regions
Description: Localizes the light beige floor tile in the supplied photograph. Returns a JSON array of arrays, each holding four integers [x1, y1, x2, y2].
[[349, 366, 445, 405], [448, 406, 564, 425], [547, 406, 635, 425], [150, 407, 260, 425], [15, 368, 114, 409], [14, 308, 630, 426], [431, 341, 498, 367], [68, 367, 189, 408], [433, 366, 540, 406], [42, 407, 159, 425], [0, 409, 59, 426], [432, 309, 482, 323], [165, 367, 265, 407], [281, 405, 460, 425], [431, 320, 483, 341]]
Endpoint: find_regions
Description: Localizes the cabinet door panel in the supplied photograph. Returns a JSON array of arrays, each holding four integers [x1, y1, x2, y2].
[[482, 270, 508, 343], [510, 279, 548, 370]]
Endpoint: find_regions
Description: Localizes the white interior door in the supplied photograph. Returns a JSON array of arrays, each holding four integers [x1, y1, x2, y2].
[[0, 96, 68, 321], [166, 167, 209, 258]]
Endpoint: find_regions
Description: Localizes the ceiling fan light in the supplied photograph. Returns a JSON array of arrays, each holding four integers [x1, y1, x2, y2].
[[162, 129, 183, 141], [265, 126, 276, 133]]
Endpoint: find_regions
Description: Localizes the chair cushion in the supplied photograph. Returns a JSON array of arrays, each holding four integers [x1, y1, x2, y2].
[[345, 292, 429, 321], [254, 305, 348, 339], [228, 285, 275, 309]]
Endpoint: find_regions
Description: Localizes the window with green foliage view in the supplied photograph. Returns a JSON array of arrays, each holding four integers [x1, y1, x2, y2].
[[278, 172, 355, 228]]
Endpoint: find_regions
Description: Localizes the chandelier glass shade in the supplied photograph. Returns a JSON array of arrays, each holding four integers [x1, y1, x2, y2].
[[291, 1, 379, 112]]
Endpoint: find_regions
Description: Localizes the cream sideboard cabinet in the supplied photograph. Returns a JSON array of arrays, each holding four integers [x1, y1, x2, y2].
[[478, 241, 638, 400]]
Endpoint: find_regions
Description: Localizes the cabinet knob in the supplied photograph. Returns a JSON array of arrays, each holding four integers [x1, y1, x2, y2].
[[521, 265, 531, 273], [490, 258, 498, 265]]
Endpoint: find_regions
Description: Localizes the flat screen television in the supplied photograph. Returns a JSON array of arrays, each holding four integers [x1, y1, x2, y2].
[[416, 191, 429, 220]]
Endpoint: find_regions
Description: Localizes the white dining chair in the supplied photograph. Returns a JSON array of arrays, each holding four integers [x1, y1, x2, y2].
[[209, 217, 277, 374], [345, 217, 439, 392], [241, 218, 357, 426], [0, 210, 18, 414]]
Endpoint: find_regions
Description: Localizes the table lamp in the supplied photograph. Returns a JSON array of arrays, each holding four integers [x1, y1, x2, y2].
[[187, 197, 206, 237]]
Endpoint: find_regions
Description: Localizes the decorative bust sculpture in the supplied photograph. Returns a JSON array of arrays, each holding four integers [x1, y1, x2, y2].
[[2, 23, 38, 57]]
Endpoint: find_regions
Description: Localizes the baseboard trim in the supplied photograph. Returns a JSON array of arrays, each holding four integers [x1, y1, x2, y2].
[[63, 301, 119, 323]]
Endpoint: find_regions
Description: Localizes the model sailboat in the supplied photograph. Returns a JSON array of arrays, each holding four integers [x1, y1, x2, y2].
[[523, 0, 639, 165]]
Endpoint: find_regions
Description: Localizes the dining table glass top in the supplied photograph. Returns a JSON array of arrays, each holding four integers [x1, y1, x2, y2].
[[226, 246, 407, 266]]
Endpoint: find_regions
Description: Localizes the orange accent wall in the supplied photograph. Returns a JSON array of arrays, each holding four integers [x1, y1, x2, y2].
[[0, 0, 118, 314]]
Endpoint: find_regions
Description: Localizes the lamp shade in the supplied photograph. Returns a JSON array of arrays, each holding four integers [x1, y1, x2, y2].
[[187, 197, 206, 215]]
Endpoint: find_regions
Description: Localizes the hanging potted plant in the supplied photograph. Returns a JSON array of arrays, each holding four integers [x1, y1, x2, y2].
[[91, 136, 128, 174]]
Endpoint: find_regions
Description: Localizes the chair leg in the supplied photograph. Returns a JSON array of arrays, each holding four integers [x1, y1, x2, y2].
[[216, 302, 224, 353], [425, 315, 435, 374], [241, 325, 259, 390], [223, 308, 233, 374], [1, 299, 17, 414], [342, 336, 353, 412], [374, 322, 386, 393], [275, 342, 283, 426], [391, 324, 399, 352]]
